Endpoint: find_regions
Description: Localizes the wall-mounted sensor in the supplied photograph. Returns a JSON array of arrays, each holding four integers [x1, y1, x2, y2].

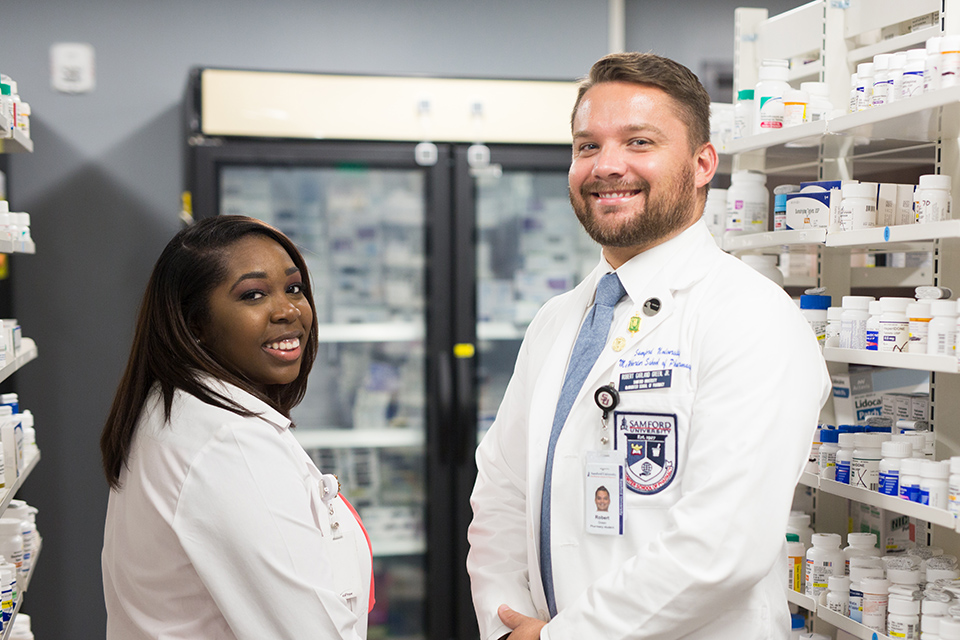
[[50, 42, 96, 94]]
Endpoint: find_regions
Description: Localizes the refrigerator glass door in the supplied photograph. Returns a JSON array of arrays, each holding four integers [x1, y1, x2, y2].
[[221, 164, 427, 639], [474, 169, 599, 442]]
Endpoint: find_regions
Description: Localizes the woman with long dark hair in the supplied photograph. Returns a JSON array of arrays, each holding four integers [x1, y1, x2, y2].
[[101, 215, 371, 639]]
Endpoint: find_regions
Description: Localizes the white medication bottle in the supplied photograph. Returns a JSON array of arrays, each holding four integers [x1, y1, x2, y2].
[[920, 459, 950, 509], [806, 532, 843, 597], [879, 440, 914, 496], [887, 595, 920, 639], [826, 575, 850, 615], [940, 618, 960, 640], [818, 429, 839, 479], [787, 511, 814, 549], [889, 51, 908, 102], [839, 182, 877, 231], [844, 531, 881, 574], [849, 72, 859, 112], [849, 557, 884, 623], [941, 34, 960, 88], [825, 306, 843, 347], [740, 255, 783, 286], [800, 82, 832, 121], [773, 183, 800, 231], [916, 174, 952, 223], [907, 301, 933, 354], [733, 89, 754, 140], [0, 521, 22, 585], [786, 533, 805, 593], [758, 96, 785, 131], [872, 53, 893, 106], [703, 188, 727, 239], [928, 299, 958, 356], [900, 457, 923, 502], [865, 300, 883, 351], [926, 37, 944, 93], [782, 88, 809, 126], [860, 576, 890, 634], [0, 564, 11, 625], [725, 170, 769, 236], [925, 554, 960, 583], [903, 49, 927, 98], [800, 293, 831, 346], [835, 432, 856, 485], [879, 297, 912, 353], [840, 295, 874, 349], [857, 62, 875, 110], [949, 456, 960, 518], [753, 59, 790, 135], [852, 432, 886, 491]]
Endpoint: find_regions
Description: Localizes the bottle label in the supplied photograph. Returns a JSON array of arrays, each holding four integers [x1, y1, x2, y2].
[[806, 558, 833, 596], [849, 590, 864, 623], [949, 480, 960, 514], [852, 457, 880, 491], [866, 327, 879, 351], [836, 460, 851, 484], [887, 617, 918, 639], [788, 554, 803, 592], [879, 469, 899, 496]]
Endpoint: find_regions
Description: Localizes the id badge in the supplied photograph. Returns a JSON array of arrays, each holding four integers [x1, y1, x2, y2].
[[585, 451, 624, 536]]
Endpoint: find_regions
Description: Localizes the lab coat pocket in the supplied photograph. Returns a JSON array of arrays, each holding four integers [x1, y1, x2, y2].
[[614, 392, 692, 511]]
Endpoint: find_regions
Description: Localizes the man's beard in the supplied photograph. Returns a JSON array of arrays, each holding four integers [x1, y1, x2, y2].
[[570, 165, 699, 249]]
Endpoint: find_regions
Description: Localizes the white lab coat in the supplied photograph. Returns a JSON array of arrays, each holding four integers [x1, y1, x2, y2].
[[102, 377, 371, 640], [468, 220, 831, 640]]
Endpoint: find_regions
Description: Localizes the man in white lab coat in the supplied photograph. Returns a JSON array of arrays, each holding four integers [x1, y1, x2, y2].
[[467, 52, 831, 640]]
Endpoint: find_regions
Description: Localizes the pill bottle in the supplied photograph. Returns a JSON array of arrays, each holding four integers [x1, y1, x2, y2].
[[857, 62, 875, 111], [949, 457, 960, 517], [880, 440, 914, 496], [941, 34, 960, 88], [872, 53, 893, 107], [925, 554, 960, 583], [733, 89, 754, 140], [782, 88, 809, 126], [725, 170, 769, 235], [773, 184, 800, 232], [920, 460, 950, 509], [825, 306, 843, 347], [703, 188, 727, 239], [839, 182, 878, 231], [916, 174, 952, 223], [753, 59, 790, 135], [852, 432, 887, 491], [865, 300, 883, 351], [940, 618, 960, 640], [759, 96, 785, 131], [741, 255, 784, 286], [879, 297, 912, 353], [849, 72, 859, 112], [840, 296, 874, 349], [889, 51, 908, 102], [844, 531, 881, 574], [849, 557, 884, 623], [818, 429, 839, 479], [926, 37, 944, 93], [800, 293, 831, 346], [907, 301, 933, 354], [0, 520, 22, 582], [903, 49, 927, 98], [790, 613, 805, 640], [786, 533, 805, 592], [835, 432, 857, 485], [927, 299, 958, 356], [826, 575, 850, 615], [887, 595, 921, 639], [861, 576, 890, 633], [800, 82, 833, 121], [0, 564, 11, 623], [787, 512, 814, 549], [900, 457, 923, 502], [806, 532, 843, 597], [922, 596, 950, 619]]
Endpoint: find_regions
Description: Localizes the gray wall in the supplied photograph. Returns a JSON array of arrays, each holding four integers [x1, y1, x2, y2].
[[0, 1, 797, 637]]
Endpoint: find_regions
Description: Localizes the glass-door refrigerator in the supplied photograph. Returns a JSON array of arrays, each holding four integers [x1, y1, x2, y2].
[[185, 68, 599, 640]]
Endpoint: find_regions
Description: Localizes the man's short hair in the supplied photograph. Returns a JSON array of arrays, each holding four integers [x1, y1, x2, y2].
[[571, 52, 712, 152]]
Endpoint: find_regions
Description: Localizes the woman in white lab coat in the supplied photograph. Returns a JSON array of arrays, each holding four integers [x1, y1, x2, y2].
[[100, 215, 373, 640]]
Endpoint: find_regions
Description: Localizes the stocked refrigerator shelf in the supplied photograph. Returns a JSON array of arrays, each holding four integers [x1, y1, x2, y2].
[[293, 428, 424, 450], [314, 323, 424, 344]]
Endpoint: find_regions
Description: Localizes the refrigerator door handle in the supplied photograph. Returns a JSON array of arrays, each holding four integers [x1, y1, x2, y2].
[[437, 348, 455, 466], [453, 343, 476, 467]]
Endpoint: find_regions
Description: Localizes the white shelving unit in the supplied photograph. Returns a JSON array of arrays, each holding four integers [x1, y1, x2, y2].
[[731, 2, 960, 638]]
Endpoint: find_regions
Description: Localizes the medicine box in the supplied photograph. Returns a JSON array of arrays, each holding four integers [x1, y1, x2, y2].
[[832, 368, 929, 425], [785, 180, 842, 230], [850, 502, 914, 552]]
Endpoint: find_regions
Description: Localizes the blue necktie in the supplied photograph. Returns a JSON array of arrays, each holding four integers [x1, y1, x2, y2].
[[539, 272, 626, 617]]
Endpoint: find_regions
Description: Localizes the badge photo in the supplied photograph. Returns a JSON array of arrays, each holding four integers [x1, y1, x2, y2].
[[615, 411, 678, 495]]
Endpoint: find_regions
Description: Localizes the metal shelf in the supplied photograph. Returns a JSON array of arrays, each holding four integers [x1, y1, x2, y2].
[[314, 323, 423, 343], [823, 346, 957, 373], [722, 228, 826, 253], [786, 588, 817, 612], [826, 220, 960, 248], [0, 118, 33, 154], [2, 538, 41, 640], [0, 449, 40, 517], [817, 605, 893, 640]]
